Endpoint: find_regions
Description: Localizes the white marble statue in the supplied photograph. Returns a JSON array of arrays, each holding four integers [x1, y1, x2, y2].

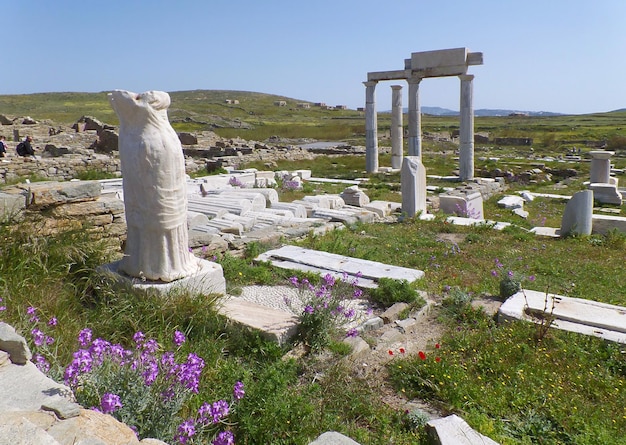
[[108, 90, 197, 282]]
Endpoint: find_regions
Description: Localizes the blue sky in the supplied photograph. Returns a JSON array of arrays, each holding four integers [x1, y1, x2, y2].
[[4, 0, 625, 114]]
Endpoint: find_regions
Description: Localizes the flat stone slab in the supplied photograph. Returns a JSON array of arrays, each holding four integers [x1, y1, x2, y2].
[[219, 297, 298, 345], [498, 289, 626, 343], [426, 414, 499, 445], [256, 245, 424, 288]]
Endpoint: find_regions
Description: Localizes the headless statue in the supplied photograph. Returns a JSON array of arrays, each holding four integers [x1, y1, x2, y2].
[[108, 90, 197, 282]]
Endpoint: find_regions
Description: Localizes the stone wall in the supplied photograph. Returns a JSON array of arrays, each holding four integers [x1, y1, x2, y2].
[[1, 180, 126, 238]]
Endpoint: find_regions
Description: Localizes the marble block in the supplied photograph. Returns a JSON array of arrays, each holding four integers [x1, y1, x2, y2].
[[560, 190, 593, 236], [588, 183, 623, 205], [439, 190, 484, 219], [99, 257, 225, 296]]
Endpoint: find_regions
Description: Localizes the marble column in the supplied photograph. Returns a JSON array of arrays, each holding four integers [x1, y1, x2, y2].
[[391, 85, 404, 169], [407, 77, 422, 158], [364, 81, 378, 173], [401, 156, 427, 217], [589, 150, 614, 183], [459, 74, 475, 181]]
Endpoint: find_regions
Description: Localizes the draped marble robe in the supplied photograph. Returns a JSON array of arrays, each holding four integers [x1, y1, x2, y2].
[[108, 90, 197, 282]]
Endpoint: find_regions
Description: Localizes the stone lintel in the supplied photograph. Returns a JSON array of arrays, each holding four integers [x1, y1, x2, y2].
[[367, 69, 410, 82], [467, 52, 484, 65]]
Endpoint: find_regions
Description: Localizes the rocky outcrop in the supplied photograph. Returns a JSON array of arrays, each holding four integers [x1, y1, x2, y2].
[[0, 323, 167, 445]]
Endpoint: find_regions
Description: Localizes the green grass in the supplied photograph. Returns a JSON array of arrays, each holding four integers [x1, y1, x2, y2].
[[3, 176, 626, 443]]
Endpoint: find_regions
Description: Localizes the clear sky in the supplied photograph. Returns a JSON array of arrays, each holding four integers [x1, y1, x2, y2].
[[3, 0, 625, 114]]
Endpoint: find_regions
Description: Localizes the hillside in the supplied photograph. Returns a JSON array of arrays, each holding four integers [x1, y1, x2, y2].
[[0, 90, 624, 148]]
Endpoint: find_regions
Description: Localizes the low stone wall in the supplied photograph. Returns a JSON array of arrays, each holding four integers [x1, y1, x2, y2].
[[0, 154, 122, 183], [1, 180, 126, 238]]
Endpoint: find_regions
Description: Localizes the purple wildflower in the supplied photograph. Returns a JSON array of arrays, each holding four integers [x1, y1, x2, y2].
[[528, 275, 536, 282], [213, 430, 235, 445], [177, 353, 205, 393], [78, 328, 92, 347], [346, 328, 359, 338], [353, 288, 363, 298], [491, 270, 498, 277], [173, 330, 186, 347], [27, 306, 39, 323], [323, 273, 336, 287], [100, 392, 122, 414], [304, 305, 314, 314], [343, 308, 356, 318], [210, 400, 230, 423], [34, 354, 50, 373], [508, 270, 514, 278], [31, 328, 45, 346], [142, 360, 160, 386], [133, 331, 145, 347], [233, 381, 245, 400], [48, 317, 58, 327]]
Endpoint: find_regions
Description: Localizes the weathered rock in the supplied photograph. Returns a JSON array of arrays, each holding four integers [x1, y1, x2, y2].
[[178, 132, 198, 145], [0, 416, 60, 445], [308, 431, 361, 445], [380, 302, 409, 324], [92, 129, 119, 153], [22, 181, 101, 209], [426, 414, 499, 445], [0, 322, 32, 364], [47, 409, 140, 445], [340, 186, 370, 207]]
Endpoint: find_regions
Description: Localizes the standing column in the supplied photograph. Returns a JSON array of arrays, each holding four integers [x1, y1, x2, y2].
[[391, 85, 403, 169], [407, 77, 422, 158], [364, 81, 378, 173], [459, 74, 475, 181], [589, 150, 614, 183]]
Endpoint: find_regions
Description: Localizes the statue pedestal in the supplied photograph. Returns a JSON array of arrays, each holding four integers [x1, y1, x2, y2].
[[98, 257, 226, 296]]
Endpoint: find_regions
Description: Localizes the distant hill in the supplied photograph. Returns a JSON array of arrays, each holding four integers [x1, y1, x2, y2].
[[419, 106, 564, 117]]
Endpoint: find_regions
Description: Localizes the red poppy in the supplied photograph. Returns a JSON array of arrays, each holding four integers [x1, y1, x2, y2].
[[399, 348, 406, 354], [388, 350, 394, 356], [435, 343, 441, 349], [435, 357, 441, 363], [418, 351, 426, 360]]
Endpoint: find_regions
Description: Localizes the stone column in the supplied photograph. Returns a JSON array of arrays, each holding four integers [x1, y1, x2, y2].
[[407, 77, 422, 157], [391, 85, 404, 169], [364, 81, 378, 173], [459, 74, 475, 181], [589, 150, 614, 183], [401, 156, 427, 218]]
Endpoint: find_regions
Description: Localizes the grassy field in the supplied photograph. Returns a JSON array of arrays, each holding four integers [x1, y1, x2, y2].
[[1, 90, 625, 152], [1, 91, 625, 444]]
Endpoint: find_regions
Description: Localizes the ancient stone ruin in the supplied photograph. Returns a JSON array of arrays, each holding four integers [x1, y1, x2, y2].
[[364, 47, 483, 179]]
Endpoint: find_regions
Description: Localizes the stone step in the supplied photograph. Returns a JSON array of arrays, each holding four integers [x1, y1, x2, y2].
[[219, 297, 298, 345], [498, 289, 626, 343]]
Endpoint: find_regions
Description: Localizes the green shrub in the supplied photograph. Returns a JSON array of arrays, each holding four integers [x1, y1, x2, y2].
[[368, 278, 424, 308]]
